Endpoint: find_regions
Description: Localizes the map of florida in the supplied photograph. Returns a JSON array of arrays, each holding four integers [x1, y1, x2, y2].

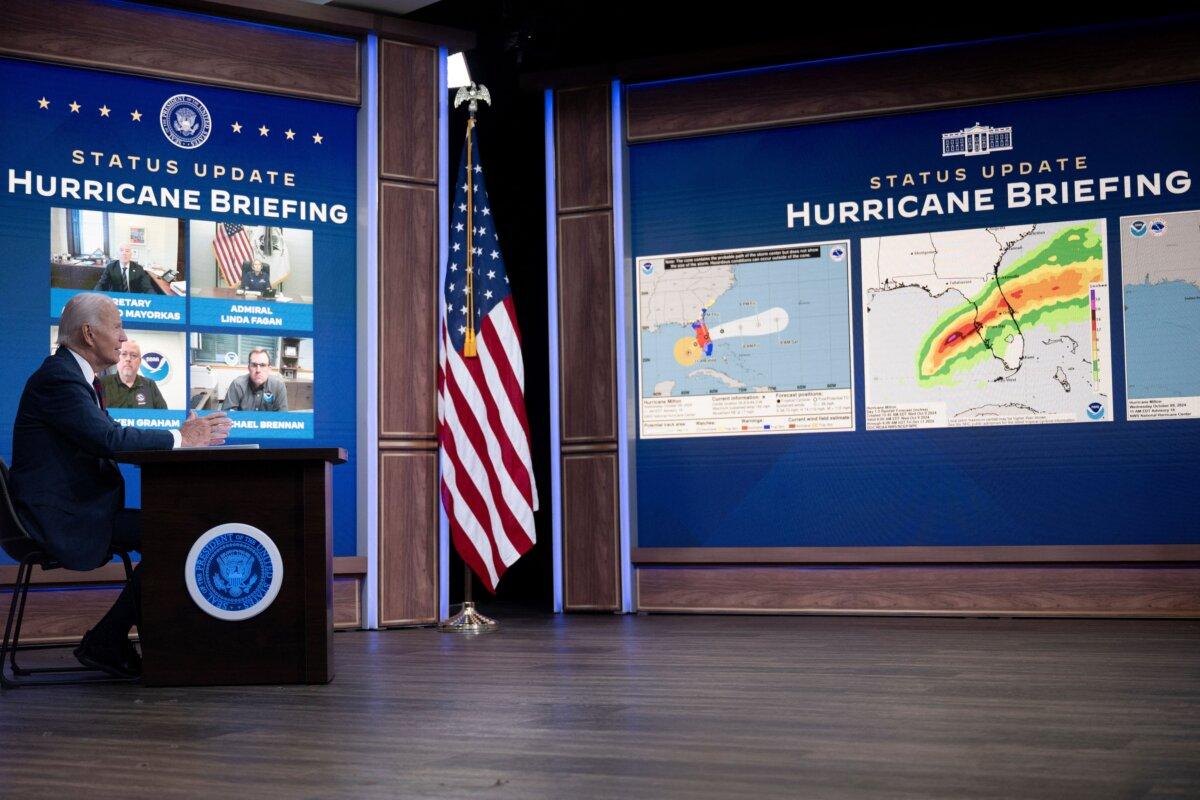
[[673, 306, 789, 366], [917, 223, 1103, 384]]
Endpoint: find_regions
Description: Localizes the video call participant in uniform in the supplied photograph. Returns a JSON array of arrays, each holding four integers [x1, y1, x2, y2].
[[240, 258, 271, 293], [95, 243, 155, 294], [9, 293, 231, 678], [222, 347, 289, 411], [101, 339, 168, 409]]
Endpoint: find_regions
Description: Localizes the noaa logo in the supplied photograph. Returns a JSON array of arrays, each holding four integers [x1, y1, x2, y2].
[[1150, 219, 1167, 236], [139, 351, 169, 382], [1130, 220, 1148, 238], [1087, 402, 1106, 421], [829, 246, 846, 262], [263, 392, 275, 404], [185, 524, 283, 621], [641, 261, 654, 276], [160, 94, 213, 149]]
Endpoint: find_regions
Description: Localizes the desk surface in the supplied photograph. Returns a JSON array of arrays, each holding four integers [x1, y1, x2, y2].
[[120, 447, 346, 464], [191, 287, 313, 303], [51, 261, 175, 295]]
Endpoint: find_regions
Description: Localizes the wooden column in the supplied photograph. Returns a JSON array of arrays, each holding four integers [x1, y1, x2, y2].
[[376, 39, 441, 626], [554, 85, 621, 611]]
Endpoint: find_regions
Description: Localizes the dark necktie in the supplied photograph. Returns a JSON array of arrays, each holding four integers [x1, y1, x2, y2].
[[121, 266, 129, 292], [92, 376, 107, 411]]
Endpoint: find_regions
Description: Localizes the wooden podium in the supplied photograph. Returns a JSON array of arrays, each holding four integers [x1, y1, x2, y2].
[[121, 448, 347, 687]]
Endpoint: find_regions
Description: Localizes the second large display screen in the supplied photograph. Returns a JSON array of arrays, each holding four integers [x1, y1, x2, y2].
[[629, 80, 1200, 550]]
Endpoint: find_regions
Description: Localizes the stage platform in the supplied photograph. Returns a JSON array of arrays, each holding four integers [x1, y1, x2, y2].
[[2, 613, 1198, 798]]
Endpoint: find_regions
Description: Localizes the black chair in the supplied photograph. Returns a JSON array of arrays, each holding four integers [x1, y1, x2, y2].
[[0, 457, 137, 688]]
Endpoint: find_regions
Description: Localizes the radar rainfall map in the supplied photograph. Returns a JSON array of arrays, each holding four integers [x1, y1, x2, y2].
[[636, 242, 854, 439], [1121, 209, 1200, 421], [862, 220, 1113, 430]]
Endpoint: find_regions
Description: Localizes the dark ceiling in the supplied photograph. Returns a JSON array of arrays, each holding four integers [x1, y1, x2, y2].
[[406, 2, 1175, 85]]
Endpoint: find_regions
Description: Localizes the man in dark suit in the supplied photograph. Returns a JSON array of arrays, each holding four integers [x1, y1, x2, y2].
[[9, 293, 231, 677], [94, 243, 156, 294]]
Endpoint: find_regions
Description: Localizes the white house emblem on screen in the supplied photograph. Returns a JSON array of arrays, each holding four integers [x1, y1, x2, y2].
[[160, 94, 213, 149], [185, 524, 284, 621], [941, 122, 1012, 157]]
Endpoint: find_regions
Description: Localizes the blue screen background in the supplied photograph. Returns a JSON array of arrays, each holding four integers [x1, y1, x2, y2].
[[629, 81, 1200, 548], [0, 58, 360, 557]]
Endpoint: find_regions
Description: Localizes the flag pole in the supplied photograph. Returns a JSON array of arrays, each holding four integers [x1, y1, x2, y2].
[[462, 115, 477, 357], [439, 81, 499, 634]]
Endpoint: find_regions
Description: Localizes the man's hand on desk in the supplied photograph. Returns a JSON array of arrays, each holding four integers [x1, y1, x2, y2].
[[181, 411, 233, 447]]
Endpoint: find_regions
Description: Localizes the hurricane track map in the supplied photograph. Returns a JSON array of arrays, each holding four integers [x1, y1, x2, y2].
[[635, 242, 855, 439]]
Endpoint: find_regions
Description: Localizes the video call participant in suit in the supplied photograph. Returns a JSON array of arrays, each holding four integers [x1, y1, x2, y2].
[[240, 258, 271, 293], [8, 294, 231, 678], [222, 347, 289, 411], [101, 339, 167, 410], [94, 243, 155, 294]]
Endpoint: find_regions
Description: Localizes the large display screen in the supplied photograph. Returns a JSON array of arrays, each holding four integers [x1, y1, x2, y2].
[[0, 58, 359, 555], [629, 80, 1200, 549]]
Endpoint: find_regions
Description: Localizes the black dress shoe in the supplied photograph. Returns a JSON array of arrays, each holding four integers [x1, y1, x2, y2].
[[73, 629, 141, 679], [120, 638, 143, 675]]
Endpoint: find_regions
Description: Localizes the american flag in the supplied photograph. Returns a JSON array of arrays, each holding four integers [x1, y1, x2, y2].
[[213, 222, 252, 287], [437, 123, 538, 592]]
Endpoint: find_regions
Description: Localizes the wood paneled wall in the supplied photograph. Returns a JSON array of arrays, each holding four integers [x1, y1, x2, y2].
[[548, 23, 1200, 616], [1, 566, 366, 643], [553, 85, 621, 611], [625, 20, 1200, 142], [0, 0, 360, 104], [376, 40, 441, 626], [637, 566, 1200, 617]]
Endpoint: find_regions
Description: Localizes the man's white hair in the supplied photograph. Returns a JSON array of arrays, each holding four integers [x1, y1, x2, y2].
[[57, 293, 115, 348]]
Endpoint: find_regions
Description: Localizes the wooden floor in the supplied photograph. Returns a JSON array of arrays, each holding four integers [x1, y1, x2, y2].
[[1, 613, 1198, 799]]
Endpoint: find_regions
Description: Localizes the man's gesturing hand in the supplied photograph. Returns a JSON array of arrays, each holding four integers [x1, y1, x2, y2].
[[180, 411, 233, 447]]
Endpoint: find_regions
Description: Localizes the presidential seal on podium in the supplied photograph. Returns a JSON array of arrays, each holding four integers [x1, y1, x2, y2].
[[185, 523, 284, 621]]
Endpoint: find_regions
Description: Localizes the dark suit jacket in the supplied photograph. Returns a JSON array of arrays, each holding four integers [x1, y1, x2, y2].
[[95, 259, 155, 294], [9, 348, 173, 569], [240, 266, 271, 293]]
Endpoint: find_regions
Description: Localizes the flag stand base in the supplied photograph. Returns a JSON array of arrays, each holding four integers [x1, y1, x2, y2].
[[438, 601, 499, 634]]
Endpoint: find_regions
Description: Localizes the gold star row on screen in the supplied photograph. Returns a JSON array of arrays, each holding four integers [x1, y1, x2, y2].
[[34, 97, 324, 143]]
